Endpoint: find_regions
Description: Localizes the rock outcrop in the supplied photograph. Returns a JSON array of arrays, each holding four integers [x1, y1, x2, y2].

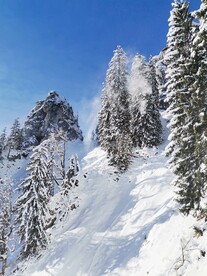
[[23, 91, 83, 147]]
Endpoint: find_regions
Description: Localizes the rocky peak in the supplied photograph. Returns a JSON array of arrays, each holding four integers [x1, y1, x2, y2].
[[23, 91, 83, 147]]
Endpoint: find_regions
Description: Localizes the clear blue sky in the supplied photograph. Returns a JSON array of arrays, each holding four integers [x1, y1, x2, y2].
[[0, 0, 199, 134]]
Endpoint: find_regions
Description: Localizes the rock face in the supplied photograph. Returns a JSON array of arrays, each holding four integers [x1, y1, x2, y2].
[[23, 91, 83, 147]]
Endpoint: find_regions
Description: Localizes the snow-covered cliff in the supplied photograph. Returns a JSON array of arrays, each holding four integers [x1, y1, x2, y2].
[[23, 91, 83, 147]]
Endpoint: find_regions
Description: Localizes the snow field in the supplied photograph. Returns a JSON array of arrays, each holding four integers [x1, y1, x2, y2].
[[11, 114, 207, 276], [20, 143, 196, 276]]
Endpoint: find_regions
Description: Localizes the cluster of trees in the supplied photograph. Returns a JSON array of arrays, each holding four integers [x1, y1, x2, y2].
[[0, 118, 24, 161], [0, 132, 80, 274], [165, 0, 207, 214], [98, 46, 162, 171]]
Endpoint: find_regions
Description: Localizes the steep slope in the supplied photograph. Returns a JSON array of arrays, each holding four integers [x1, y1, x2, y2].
[[12, 113, 207, 276]]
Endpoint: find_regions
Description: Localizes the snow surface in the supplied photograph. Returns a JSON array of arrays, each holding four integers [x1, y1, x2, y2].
[[5, 112, 207, 276]]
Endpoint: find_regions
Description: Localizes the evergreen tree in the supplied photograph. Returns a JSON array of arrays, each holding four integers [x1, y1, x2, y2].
[[98, 46, 132, 171], [129, 54, 150, 147], [0, 178, 12, 275], [154, 53, 168, 110], [0, 128, 6, 157], [40, 133, 61, 196], [179, 0, 207, 212], [61, 154, 80, 195], [7, 118, 23, 151], [98, 93, 112, 151], [15, 144, 53, 259], [58, 155, 80, 221], [164, 0, 206, 214], [147, 57, 162, 146], [129, 54, 162, 148]]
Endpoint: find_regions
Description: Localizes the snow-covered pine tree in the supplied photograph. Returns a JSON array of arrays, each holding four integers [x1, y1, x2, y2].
[[129, 54, 162, 148], [54, 130, 69, 181], [53, 154, 80, 222], [0, 128, 7, 157], [0, 178, 12, 275], [7, 118, 23, 151], [98, 93, 112, 151], [40, 133, 62, 196], [154, 52, 168, 110], [145, 57, 162, 146], [61, 154, 80, 195], [15, 144, 53, 260], [178, 0, 207, 213], [165, 0, 192, 110], [98, 46, 132, 171], [164, 0, 202, 214], [129, 54, 149, 148]]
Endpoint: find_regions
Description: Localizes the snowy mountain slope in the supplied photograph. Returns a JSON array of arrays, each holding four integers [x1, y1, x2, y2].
[[11, 113, 207, 276], [0, 150, 28, 186]]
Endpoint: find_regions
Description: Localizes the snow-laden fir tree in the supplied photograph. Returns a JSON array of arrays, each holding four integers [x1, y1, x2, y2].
[[164, 0, 192, 133], [154, 52, 168, 110], [7, 118, 23, 152], [0, 178, 12, 275], [165, 0, 192, 109], [61, 154, 80, 195], [177, 0, 207, 213], [146, 57, 162, 146], [0, 128, 6, 157], [98, 46, 132, 171], [15, 143, 53, 259], [57, 154, 80, 221], [98, 93, 111, 150], [129, 54, 162, 148], [40, 133, 62, 196], [164, 0, 204, 214], [129, 54, 150, 148]]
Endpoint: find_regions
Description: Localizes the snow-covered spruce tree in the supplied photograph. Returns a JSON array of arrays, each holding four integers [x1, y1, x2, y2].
[[54, 130, 69, 181], [98, 46, 132, 171], [178, 0, 207, 213], [7, 118, 23, 152], [146, 57, 162, 146], [154, 52, 168, 110], [129, 54, 162, 148], [57, 154, 80, 221], [129, 54, 150, 148], [15, 144, 54, 260], [0, 128, 7, 157], [0, 178, 12, 275], [40, 133, 62, 197], [61, 154, 80, 195], [164, 0, 204, 214], [98, 93, 111, 150]]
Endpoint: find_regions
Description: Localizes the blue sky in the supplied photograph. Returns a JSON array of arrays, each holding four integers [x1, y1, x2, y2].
[[0, 0, 200, 134]]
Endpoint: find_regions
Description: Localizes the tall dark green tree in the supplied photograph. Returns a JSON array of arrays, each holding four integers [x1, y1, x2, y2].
[[98, 46, 132, 171]]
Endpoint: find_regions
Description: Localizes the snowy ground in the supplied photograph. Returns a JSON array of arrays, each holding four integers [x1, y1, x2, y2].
[[6, 113, 207, 276]]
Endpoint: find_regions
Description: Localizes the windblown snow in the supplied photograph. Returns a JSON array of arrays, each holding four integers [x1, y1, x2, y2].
[[11, 113, 207, 276]]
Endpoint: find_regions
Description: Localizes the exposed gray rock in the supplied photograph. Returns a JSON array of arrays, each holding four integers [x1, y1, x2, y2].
[[23, 91, 83, 147]]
